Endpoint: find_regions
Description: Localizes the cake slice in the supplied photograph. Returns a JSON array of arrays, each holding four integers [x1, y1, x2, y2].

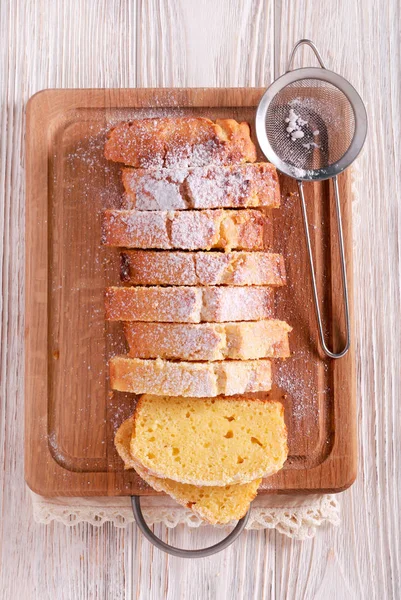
[[105, 117, 256, 168], [102, 209, 268, 251], [121, 163, 280, 210], [120, 250, 286, 286], [130, 395, 288, 486], [123, 320, 291, 361], [105, 286, 274, 323], [109, 357, 272, 397], [115, 416, 261, 525]]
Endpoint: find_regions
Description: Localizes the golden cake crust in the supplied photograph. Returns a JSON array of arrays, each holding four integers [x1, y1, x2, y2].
[[105, 117, 256, 168]]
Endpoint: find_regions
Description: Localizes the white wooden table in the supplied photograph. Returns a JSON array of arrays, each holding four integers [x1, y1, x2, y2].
[[1, 1, 400, 598]]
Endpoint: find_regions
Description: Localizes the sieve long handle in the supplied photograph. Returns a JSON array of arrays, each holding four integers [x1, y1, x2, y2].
[[297, 177, 350, 359]]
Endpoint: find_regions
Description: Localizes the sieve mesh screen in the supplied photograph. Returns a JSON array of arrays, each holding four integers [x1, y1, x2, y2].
[[265, 79, 356, 171]]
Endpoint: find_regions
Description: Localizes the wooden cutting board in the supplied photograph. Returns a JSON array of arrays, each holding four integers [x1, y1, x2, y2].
[[25, 88, 356, 496]]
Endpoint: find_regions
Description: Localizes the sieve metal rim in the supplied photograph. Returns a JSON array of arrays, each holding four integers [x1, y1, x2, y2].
[[255, 66, 367, 181]]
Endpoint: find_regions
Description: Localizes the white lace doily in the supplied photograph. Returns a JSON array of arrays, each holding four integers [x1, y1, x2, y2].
[[31, 491, 340, 540]]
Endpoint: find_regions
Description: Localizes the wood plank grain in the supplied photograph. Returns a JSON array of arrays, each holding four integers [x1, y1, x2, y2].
[[0, 0, 136, 598], [136, 0, 274, 87]]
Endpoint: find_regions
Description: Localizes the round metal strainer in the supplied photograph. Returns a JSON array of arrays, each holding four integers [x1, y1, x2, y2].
[[256, 39, 367, 358]]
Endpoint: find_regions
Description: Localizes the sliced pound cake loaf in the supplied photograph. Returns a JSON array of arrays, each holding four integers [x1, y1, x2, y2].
[[123, 320, 291, 361], [105, 117, 256, 168], [115, 416, 261, 525], [109, 357, 272, 397], [129, 395, 288, 486], [102, 208, 268, 251], [121, 163, 280, 210], [119, 250, 286, 286], [105, 286, 274, 323]]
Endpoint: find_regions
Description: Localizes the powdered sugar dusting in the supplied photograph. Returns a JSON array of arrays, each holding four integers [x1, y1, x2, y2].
[[186, 163, 278, 209], [122, 163, 279, 210], [267, 182, 334, 461], [105, 286, 202, 323], [125, 322, 224, 361], [102, 209, 266, 251], [124, 320, 290, 362], [120, 250, 197, 286], [123, 168, 188, 210], [111, 357, 272, 397], [119, 250, 286, 287], [105, 117, 256, 169], [106, 285, 275, 324], [201, 287, 274, 322], [195, 251, 285, 286]]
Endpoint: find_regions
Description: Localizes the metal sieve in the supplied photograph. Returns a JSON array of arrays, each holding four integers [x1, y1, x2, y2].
[[256, 39, 367, 358]]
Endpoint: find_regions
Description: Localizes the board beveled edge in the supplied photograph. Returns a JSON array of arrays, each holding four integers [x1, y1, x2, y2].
[[24, 87, 357, 497]]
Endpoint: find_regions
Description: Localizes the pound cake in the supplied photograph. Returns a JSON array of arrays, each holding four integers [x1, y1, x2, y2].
[[129, 395, 288, 486], [124, 320, 292, 361], [104, 114, 291, 521], [109, 357, 272, 397], [120, 250, 286, 286], [115, 416, 261, 525], [102, 208, 268, 251], [121, 162, 280, 210], [105, 286, 274, 323], [104, 117, 257, 168]]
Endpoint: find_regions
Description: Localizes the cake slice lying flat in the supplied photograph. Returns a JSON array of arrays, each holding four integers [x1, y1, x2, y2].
[[130, 395, 288, 486], [105, 117, 256, 168], [115, 416, 261, 525], [124, 320, 292, 361], [120, 250, 286, 286], [102, 209, 268, 251], [121, 163, 280, 210], [109, 357, 272, 397], [105, 286, 274, 323]]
